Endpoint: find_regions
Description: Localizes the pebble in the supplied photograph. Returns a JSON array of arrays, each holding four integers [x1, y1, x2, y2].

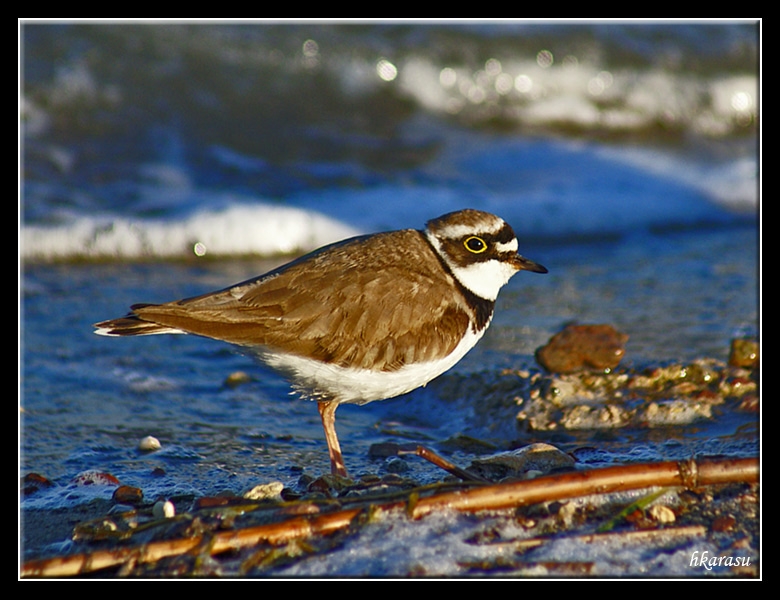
[[224, 371, 253, 388], [643, 400, 713, 426], [559, 403, 631, 429], [516, 349, 751, 432], [21, 472, 53, 496], [72, 470, 120, 486], [728, 338, 759, 368], [648, 504, 676, 524], [712, 514, 737, 532], [469, 443, 575, 480], [386, 457, 410, 473], [138, 435, 161, 452], [243, 481, 285, 501], [153, 499, 176, 518], [112, 485, 144, 505], [535, 324, 628, 373], [307, 473, 353, 494]]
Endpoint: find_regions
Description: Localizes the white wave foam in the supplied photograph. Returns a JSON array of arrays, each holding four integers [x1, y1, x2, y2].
[[395, 55, 758, 137], [593, 146, 758, 213], [21, 203, 361, 262]]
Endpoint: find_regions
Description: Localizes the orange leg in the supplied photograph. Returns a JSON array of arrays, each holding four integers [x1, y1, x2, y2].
[[317, 400, 348, 477]]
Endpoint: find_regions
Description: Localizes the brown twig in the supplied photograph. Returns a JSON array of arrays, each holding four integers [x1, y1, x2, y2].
[[21, 456, 758, 578], [397, 444, 490, 482], [410, 456, 758, 518]]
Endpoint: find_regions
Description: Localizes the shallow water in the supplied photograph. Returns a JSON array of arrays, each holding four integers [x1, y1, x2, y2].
[[21, 223, 757, 501]]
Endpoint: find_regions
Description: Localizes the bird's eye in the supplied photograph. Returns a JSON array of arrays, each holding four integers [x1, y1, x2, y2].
[[464, 236, 487, 253]]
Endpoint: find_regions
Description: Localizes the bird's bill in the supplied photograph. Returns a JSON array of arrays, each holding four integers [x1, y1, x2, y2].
[[512, 254, 548, 274]]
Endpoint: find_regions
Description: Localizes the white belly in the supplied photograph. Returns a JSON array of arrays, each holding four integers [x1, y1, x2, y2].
[[259, 325, 486, 405]]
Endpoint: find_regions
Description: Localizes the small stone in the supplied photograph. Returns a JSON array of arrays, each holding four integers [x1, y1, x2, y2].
[[138, 435, 161, 452], [307, 473, 352, 494], [536, 324, 628, 373], [560, 403, 631, 429], [21, 472, 53, 494], [648, 504, 676, 524], [358, 474, 382, 485], [72, 470, 120, 486], [113, 485, 144, 505], [153, 499, 176, 518], [243, 481, 285, 501], [712, 514, 737, 532], [386, 457, 410, 473], [469, 443, 575, 480], [643, 400, 712, 425], [728, 338, 759, 368], [224, 371, 253, 388]]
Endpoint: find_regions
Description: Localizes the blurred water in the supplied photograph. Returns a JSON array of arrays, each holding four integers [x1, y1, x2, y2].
[[22, 21, 757, 255]]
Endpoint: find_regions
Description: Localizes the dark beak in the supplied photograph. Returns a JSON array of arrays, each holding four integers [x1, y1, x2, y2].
[[512, 254, 548, 274]]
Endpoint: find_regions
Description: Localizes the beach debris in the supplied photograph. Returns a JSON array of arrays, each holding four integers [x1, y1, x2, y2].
[[20, 456, 758, 578], [514, 350, 757, 432]]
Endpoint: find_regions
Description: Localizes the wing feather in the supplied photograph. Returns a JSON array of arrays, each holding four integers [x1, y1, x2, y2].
[[100, 230, 474, 371]]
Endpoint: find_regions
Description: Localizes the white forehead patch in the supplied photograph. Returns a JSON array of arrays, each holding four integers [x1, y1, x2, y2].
[[431, 216, 506, 240]]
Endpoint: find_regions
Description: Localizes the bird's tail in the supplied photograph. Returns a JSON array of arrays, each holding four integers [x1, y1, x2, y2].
[[94, 304, 186, 337]]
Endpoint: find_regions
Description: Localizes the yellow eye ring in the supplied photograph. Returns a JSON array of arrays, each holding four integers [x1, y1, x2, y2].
[[464, 236, 487, 254]]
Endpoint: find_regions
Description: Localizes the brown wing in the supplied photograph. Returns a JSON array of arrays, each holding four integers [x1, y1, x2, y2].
[[121, 230, 473, 372]]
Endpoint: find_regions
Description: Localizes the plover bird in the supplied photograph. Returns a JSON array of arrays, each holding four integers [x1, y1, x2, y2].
[[94, 209, 547, 477]]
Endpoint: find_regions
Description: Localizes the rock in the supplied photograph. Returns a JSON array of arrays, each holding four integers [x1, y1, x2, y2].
[[642, 400, 713, 426], [21, 473, 53, 496], [112, 485, 144, 505], [729, 338, 759, 368], [536, 324, 628, 373], [712, 514, 737, 532], [307, 473, 353, 494], [138, 435, 161, 452], [153, 500, 176, 518], [648, 504, 676, 524], [386, 457, 411, 473], [224, 371, 253, 388], [72, 470, 120, 486], [469, 443, 575, 480], [243, 481, 285, 501], [560, 403, 631, 429]]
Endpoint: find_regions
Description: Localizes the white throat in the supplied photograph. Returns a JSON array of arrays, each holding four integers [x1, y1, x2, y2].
[[425, 231, 517, 301]]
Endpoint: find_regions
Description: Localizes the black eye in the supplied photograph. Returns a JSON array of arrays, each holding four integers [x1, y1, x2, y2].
[[464, 236, 487, 253]]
